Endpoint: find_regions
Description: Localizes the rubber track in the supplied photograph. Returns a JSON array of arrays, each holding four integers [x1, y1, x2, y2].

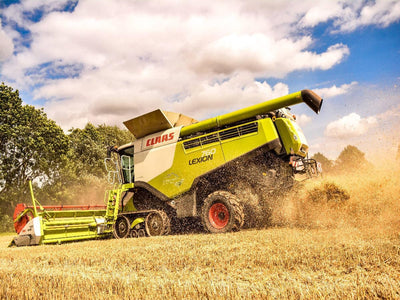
[[117, 209, 171, 237]]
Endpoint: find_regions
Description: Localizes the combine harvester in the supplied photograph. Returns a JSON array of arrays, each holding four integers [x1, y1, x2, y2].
[[10, 89, 322, 246]]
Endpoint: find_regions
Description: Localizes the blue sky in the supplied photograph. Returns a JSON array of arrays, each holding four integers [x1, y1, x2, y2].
[[0, 0, 399, 161]]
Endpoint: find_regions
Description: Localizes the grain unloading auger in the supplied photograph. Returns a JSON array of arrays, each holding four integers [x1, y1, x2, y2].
[[10, 89, 322, 246]]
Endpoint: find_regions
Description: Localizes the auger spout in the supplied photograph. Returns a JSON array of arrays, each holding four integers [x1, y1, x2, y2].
[[180, 89, 322, 137]]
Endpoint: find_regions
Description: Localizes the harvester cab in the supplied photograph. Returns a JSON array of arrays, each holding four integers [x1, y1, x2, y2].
[[119, 151, 135, 184], [105, 145, 135, 185], [11, 89, 323, 246]]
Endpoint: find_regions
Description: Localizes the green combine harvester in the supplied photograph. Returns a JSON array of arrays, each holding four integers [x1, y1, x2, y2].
[[10, 89, 322, 246]]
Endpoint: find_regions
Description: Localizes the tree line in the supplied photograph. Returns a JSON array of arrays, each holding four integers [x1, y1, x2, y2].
[[311, 145, 371, 174]]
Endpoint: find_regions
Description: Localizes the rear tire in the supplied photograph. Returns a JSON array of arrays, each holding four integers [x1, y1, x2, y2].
[[201, 191, 244, 233]]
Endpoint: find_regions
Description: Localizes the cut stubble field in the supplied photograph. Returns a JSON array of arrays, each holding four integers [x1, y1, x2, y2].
[[1, 166, 400, 299]]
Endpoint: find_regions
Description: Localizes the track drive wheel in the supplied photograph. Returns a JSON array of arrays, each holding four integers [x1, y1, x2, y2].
[[201, 191, 244, 233], [113, 215, 130, 239], [145, 210, 171, 237]]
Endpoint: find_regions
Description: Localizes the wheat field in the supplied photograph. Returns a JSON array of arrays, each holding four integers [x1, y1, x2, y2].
[[1, 166, 400, 299]]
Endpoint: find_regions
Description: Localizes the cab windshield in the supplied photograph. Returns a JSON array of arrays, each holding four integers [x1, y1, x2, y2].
[[119, 146, 134, 183]]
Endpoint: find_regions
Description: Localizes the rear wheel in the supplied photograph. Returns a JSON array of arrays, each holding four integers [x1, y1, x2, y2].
[[201, 191, 244, 233], [113, 215, 130, 239]]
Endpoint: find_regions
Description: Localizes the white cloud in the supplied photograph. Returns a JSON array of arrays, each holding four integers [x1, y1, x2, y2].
[[192, 34, 349, 77], [333, 0, 400, 32], [1, 0, 349, 130], [309, 103, 400, 162], [324, 113, 377, 139], [299, 0, 400, 33], [300, 2, 343, 27], [314, 82, 358, 98], [40, 73, 290, 130], [0, 21, 14, 61], [2, 0, 76, 29], [172, 75, 289, 119], [1, 0, 400, 130], [305, 83, 400, 162], [295, 114, 312, 127]]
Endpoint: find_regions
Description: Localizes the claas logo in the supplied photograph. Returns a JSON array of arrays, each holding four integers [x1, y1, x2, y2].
[[146, 133, 175, 147]]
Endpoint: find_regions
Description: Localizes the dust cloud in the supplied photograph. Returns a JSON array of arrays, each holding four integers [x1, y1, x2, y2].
[[268, 163, 400, 238], [58, 178, 108, 206]]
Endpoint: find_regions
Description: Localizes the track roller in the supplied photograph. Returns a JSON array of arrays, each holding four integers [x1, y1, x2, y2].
[[130, 230, 138, 238], [138, 229, 146, 237]]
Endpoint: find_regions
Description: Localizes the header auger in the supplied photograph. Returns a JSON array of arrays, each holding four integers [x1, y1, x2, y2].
[[10, 89, 322, 246]]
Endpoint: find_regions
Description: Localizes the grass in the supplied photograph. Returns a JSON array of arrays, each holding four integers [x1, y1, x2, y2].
[[1, 165, 400, 299]]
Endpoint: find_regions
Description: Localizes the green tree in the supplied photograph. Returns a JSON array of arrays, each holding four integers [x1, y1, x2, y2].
[[36, 123, 135, 206], [68, 123, 134, 177], [336, 145, 369, 171], [311, 152, 333, 173], [0, 83, 69, 216]]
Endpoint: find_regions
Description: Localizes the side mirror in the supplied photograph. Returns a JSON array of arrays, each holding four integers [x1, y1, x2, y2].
[[106, 145, 118, 158]]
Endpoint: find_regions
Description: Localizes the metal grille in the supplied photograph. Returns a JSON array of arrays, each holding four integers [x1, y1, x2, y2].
[[183, 122, 258, 150]]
